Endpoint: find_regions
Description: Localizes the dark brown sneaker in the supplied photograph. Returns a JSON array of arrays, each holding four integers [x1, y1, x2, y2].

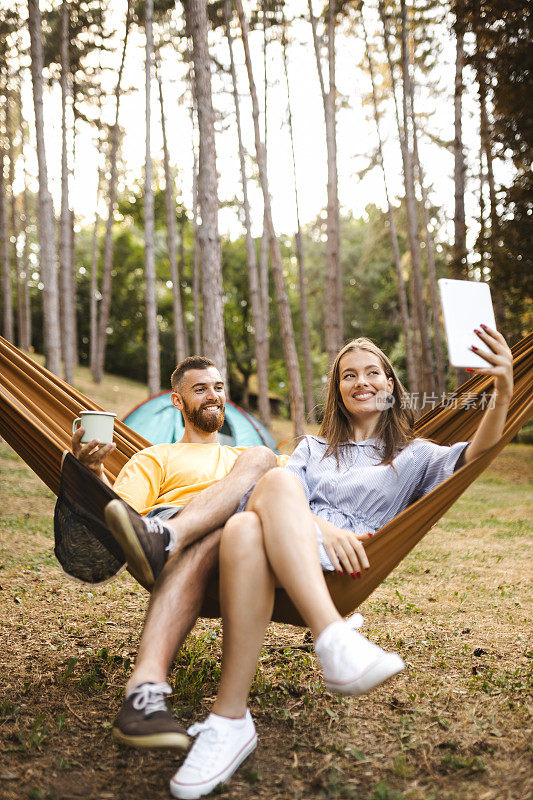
[[113, 682, 189, 749], [104, 500, 170, 590]]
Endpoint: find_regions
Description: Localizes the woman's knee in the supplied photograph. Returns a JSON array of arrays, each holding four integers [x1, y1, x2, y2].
[[251, 467, 305, 509], [221, 512, 263, 560]]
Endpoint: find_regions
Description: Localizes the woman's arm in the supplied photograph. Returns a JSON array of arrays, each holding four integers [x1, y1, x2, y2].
[[463, 324, 513, 464]]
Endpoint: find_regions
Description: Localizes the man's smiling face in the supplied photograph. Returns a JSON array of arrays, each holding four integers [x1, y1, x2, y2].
[[172, 367, 226, 434]]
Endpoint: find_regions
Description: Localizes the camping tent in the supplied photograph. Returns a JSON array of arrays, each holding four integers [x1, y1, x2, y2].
[[123, 393, 279, 451]]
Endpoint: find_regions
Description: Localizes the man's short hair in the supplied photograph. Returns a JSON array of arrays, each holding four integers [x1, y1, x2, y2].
[[171, 356, 217, 392]]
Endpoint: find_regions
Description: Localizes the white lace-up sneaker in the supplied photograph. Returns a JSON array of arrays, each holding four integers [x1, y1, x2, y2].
[[315, 618, 404, 696], [170, 710, 257, 799]]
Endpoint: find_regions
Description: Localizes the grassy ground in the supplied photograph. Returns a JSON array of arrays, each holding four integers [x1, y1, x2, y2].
[[0, 368, 531, 800]]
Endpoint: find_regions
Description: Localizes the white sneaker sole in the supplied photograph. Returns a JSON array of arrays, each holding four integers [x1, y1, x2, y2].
[[326, 652, 405, 696], [169, 733, 257, 799], [104, 500, 154, 589]]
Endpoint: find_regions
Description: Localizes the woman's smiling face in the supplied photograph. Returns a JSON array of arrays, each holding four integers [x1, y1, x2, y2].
[[338, 349, 394, 419]]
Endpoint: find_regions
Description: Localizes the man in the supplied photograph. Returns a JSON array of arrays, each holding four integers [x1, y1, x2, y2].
[[73, 356, 278, 749]]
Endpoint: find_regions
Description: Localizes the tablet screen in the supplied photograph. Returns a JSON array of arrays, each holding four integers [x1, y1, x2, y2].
[[438, 279, 497, 369]]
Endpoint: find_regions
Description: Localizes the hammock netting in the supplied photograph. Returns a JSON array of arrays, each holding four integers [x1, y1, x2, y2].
[[1, 334, 532, 625]]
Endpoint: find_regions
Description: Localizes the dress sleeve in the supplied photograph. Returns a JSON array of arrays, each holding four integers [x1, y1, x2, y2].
[[113, 448, 165, 513], [413, 439, 470, 499], [285, 437, 311, 502]]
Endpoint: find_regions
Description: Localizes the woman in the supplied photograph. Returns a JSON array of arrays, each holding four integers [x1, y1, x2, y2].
[[170, 325, 513, 800]]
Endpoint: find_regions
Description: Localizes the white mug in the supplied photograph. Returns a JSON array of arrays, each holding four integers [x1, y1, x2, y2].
[[72, 411, 116, 444]]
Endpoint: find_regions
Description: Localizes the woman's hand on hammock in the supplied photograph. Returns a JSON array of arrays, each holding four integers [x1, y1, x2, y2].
[[72, 426, 116, 479], [315, 516, 370, 577]]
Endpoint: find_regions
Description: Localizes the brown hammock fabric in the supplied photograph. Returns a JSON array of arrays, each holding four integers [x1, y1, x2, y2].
[[1, 333, 532, 625]]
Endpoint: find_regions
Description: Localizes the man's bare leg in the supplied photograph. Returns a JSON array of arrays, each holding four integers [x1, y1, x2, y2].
[[165, 446, 276, 552], [125, 529, 221, 694], [105, 445, 276, 590]]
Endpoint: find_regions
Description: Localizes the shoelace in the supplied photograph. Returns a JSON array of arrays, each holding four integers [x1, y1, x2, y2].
[[130, 682, 172, 716], [144, 517, 167, 536], [184, 720, 230, 772]]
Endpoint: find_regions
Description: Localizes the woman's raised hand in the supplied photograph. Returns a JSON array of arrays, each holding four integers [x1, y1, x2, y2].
[[470, 325, 513, 403], [316, 517, 370, 577]]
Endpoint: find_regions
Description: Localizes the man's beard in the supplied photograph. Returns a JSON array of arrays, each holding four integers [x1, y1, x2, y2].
[[182, 399, 225, 433]]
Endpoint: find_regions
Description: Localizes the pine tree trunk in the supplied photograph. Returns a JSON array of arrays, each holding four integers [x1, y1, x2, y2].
[[235, 0, 305, 436], [361, 10, 416, 392], [89, 169, 100, 377], [0, 146, 13, 342], [59, 0, 76, 384], [282, 23, 315, 422], [22, 165, 32, 349], [398, 0, 435, 398], [191, 124, 202, 354], [407, 65, 446, 396], [452, 24, 467, 279], [157, 62, 188, 364], [94, 0, 131, 382], [477, 49, 503, 325], [189, 0, 227, 384], [28, 0, 62, 374], [143, 0, 160, 396], [378, 0, 435, 396], [5, 94, 23, 348], [308, 0, 341, 365], [259, 5, 270, 404], [226, 0, 270, 427]]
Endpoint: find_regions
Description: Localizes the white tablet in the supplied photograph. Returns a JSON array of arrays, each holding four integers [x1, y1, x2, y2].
[[438, 279, 497, 369]]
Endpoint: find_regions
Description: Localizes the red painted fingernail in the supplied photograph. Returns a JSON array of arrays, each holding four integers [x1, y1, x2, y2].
[[365, 566, 370, 570], [350, 572, 356, 579], [480, 323, 488, 329], [472, 345, 479, 351], [357, 571, 361, 578], [338, 570, 343, 575], [466, 368, 474, 372], [474, 329, 481, 335]]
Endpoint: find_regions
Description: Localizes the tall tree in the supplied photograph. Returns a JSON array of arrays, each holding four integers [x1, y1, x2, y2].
[[398, 0, 435, 396], [94, 0, 132, 382], [89, 166, 101, 377], [258, 2, 269, 362], [28, 0, 62, 374], [281, 19, 316, 422], [189, 0, 227, 383], [21, 159, 32, 350], [191, 113, 202, 355], [59, 0, 77, 383], [156, 57, 188, 365], [5, 88, 24, 349], [407, 56, 446, 395], [360, 6, 416, 392], [225, 0, 270, 427], [143, 0, 161, 396], [452, 10, 467, 280], [308, 0, 342, 365], [0, 138, 12, 342], [235, 0, 306, 435]]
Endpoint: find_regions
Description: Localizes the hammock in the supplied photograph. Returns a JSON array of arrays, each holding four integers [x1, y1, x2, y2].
[[1, 334, 532, 625]]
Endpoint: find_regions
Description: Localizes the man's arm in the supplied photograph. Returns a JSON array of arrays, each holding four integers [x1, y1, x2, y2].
[[71, 426, 116, 488]]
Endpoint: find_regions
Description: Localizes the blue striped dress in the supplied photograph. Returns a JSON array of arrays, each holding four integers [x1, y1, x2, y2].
[[285, 435, 469, 571]]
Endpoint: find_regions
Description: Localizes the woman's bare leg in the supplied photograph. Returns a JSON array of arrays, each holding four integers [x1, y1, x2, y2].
[[212, 512, 275, 718], [246, 468, 343, 639]]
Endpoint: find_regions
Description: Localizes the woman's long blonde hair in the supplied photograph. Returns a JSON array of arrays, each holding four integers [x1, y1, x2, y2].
[[318, 338, 415, 466]]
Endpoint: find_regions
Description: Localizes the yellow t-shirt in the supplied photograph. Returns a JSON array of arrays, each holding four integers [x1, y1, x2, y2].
[[113, 442, 287, 515]]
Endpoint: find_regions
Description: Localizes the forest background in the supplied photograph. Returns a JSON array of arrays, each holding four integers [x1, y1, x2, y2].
[[0, 0, 531, 437]]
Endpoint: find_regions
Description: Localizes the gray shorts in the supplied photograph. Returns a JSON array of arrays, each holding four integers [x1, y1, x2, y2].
[[146, 505, 184, 521]]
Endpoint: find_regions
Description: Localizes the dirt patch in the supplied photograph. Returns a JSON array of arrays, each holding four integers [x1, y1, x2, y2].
[[0, 442, 532, 800]]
